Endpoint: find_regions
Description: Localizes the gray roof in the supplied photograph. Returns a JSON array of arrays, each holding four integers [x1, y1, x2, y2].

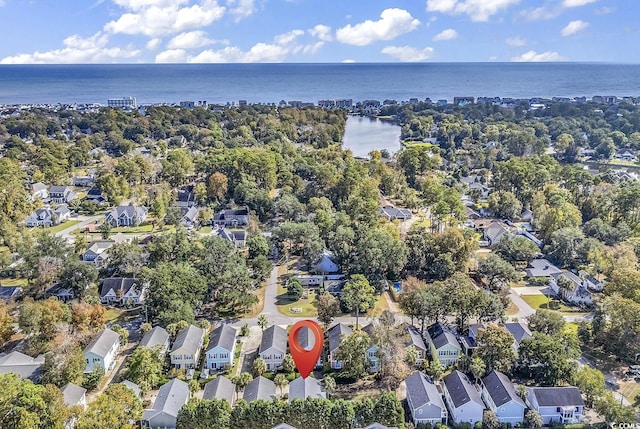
[[203, 376, 235, 404], [364, 424, 398, 429], [525, 259, 562, 277], [100, 277, 137, 298], [145, 379, 190, 419], [207, 324, 237, 353], [109, 205, 147, 218], [139, 326, 170, 350], [443, 370, 484, 409], [527, 386, 584, 407], [0, 351, 45, 380], [503, 322, 532, 346], [84, 329, 120, 359], [171, 325, 204, 355], [271, 425, 298, 429], [61, 383, 87, 406], [0, 286, 22, 301], [405, 371, 446, 411], [481, 370, 525, 408], [551, 271, 582, 286], [49, 185, 72, 194], [182, 206, 199, 222], [379, 206, 412, 220], [296, 326, 317, 350], [259, 325, 287, 355], [243, 376, 276, 402], [121, 380, 142, 397], [288, 376, 325, 401], [328, 323, 352, 353], [31, 182, 47, 193], [426, 323, 457, 350]]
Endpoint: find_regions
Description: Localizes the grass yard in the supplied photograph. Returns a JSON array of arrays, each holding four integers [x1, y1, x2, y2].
[[618, 381, 640, 409], [520, 294, 577, 313], [368, 293, 390, 317], [0, 277, 28, 287], [110, 224, 155, 233], [104, 308, 124, 323], [199, 226, 213, 234], [49, 220, 80, 234], [276, 283, 318, 317], [243, 284, 266, 318], [506, 301, 520, 316]]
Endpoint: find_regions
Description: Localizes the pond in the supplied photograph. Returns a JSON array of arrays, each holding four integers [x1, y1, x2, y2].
[[341, 115, 401, 158]]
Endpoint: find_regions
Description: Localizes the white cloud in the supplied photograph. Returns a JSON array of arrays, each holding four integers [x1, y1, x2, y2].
[[309, 24, 333, 42], [381, 45, 434, 62], [505, 36, 526, 46], [342, 59, 356, 63], [274, 29, 304, 46], [167, 30, 218, 49], [155, 48, 187, 62], [426, 0, 520, 22], [146, 38, 162, 49], [0, 0, 5, 6], [189, 43, 289, 62], [302, 42, 324, 55], [563, 0, 597, 7], [433, 28, 457, 41], [336, 8, 420, 46], [0, 32, 140, 64], [595, 6, 614, 14], [105, 0, 225, 37], [511, 50, 566, 62], [561, 20, 589, 36], [227, 0, 255, 20]]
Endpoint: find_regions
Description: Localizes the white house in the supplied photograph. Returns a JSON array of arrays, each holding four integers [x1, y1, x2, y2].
[[404, 372, 448, 426], [30, 182, 48, 201], [327, 323, 352, 369], [84, 329, 121, 373], [105, 205, 147, 227], [480, 370, 526, 425], [213, 207, 249, 227], [426, 323, 461, 367], [99, 277, 147, 306], [288, 376, 326, 401], [25, 206, 71, 228], [578, 270, 605, 292], [139, 326, 170, 356], [259, 325, 287, 371], [362, 324, 379, 372], [550, 271, 594, 306], [170, 325, 204, 369], [205, 324, 237, 370], [49, 186, 77, 205], [442, 370, 485, 425], [61, 383, 87, 410], [143, 379, 190, 429], [526, 387, 584, 424], [82, 240, 115, 265], [213, 227, 247, 248]]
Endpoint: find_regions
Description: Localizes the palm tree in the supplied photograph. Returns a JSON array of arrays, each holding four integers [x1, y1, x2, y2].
[[232, 372, 253, 401], [257, 314, 268, 332], [274, 374, 288, 398], [252, 357, 267, 377], [323, 375, 336, 398]]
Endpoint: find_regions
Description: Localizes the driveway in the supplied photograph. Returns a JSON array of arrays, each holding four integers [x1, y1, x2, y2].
[[237, 326, 262, 375]]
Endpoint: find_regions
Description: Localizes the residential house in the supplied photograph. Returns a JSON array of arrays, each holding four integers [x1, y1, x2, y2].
[[83, 187, 107, 205], [84, 328, 121, 373], [293, 275, 324, 287], [121, 380, 142, 398], [72, 176, 94, 187], [30, 182, 48, 201], [105, 205, 147, 227], [0, 286, 22, 302], [363, 425, 399, 429], [362, 324, 379, 372], [524, 259, 562, 278], [425, 323, 461, 367], [484, 221, 512, 246], [378, 206, 412, 222], [615, 148, 636, 162], [82, 240, 115, 265], [259, 325, 287, 371], [480, 370, 526, 425], [142, 379, 190, 429], [205, 324, 237, 370], [404, 372, 448, 426], [45, 283, 75, 302], [243, 376, 277, 402], [49, 186, 77, 205], [313, 251, 339, 274], [550, 271, 593, 306], [0, 351, 45, 380], [461, 175, 491, 200], [297, 326, 322, 369], [503, 322, 533, 350], [25, 206, 70, 227], [406, 325, 429, 366], [578, 270, 605, 292], [526, 387, 584, 424], [203, 376, 235, 405], [288, 376, 326, 401], [442, 370, 485, 425], [465, 323, 532, 356], [99, 277, 147, 306], [175, 187, 197, 208], [139, 326, 170, 356], [327, 323, 352, 369], [61, 383, 88, 410], [213, 207, 250, 227], [170, 325, 204, 369], [213, 227, 247, 247], [180, 206, 200, 228]]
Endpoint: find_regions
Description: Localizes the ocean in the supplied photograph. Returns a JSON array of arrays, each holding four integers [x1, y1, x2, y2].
[[0, 63, 638, 105]]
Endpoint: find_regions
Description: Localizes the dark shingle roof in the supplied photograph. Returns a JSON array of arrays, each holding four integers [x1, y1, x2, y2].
[[443, 370, 483, 409], [100, 277, 137, 298], [426, 323, 458, 350], [482, 370, 525, 408], [328, 323, 352, 352], [202, 376, 235, 404], [243, 376, 276, 402], [207, 324, 236, 353], [528, 386, 584, 407], [259, 325, 287, 354], [503, 322, 532, 346], [405, 371, 445, 410]]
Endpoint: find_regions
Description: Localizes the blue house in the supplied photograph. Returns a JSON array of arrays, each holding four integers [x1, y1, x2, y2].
[[205, 324, 237, 370]]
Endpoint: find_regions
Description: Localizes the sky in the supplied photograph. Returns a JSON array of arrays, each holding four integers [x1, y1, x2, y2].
[[0, 0, 636, 64]]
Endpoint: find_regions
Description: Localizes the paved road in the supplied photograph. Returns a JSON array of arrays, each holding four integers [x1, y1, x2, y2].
[[55, 213, 106, 241]]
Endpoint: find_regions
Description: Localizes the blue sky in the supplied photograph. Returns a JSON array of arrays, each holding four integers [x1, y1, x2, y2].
[[0, 0, 636, 63]]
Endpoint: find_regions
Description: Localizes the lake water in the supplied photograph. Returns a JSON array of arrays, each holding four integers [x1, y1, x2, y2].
[[341, 116, 401, 158]]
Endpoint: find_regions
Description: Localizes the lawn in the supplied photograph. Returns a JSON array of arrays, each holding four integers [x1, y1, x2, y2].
[[276, 284, 318, 317], [104, 308, 124, 323], [110, 224, 155, 233], [506, 301, 520, 316], [520, 294, 576, 312], [243, 284, 266, 318], [49, 220, 80, 234], [0, 278, 28, 287], [368, 293, 390, 317]]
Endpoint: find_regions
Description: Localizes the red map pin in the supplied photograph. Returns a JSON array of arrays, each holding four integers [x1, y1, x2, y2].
[[288, 320, 324, 379]]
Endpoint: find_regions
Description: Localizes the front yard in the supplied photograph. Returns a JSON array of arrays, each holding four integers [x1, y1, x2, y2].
[[48, 220, 80, 234], [276, 283, 318, 317]]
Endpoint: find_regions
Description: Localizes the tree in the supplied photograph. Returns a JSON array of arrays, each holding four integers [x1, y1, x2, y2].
[[0, 303, 13, 344], [282, 353, 296, 373], [274, 373, 288, 397], [247, 235, 269, 259], [316, 293, 340, 328], [161, 149, 194, 186], [76, 384, 143, 429], [207, 172, 229, 201], [488, 190, 523, 220], [257, 314, 268, 332], [469, 357, 486, 383], [424, 359, 443, 381], [252, 357, 267, 376], [335, 330, 370, 379], [494, 235, 540, 264], [372, 392, 404, 428], [594, 391, 637, 424], [475, 324, 517, 373], [572, 366, 605, 407], [340, 274, 375, 328], [527, 309, 565, 335], [286, 277, 303, 301], [482, 410, 501, 429], [323, 375, 336, 398], [231, 372, 253, 401], [58, 258, 98, 299], [82, 365, 105, 391], [177, 398, 232, 429], [523, 409, 543, 429], [517, 332, 579, 385], [544, 227, 583, 268], [41, 341, 85, 388], [121, 346, 163, 393], [477, 253, 521, 292]]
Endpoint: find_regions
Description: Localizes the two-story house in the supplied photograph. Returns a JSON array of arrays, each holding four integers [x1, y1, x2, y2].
[[175, 187, 197, 208], [213, 227, 247, 248], [143, 379, 190, 429], [84, 328, 121, 373], [82, 240, 116, 265], [100, 277, 147, 306], [213, 207, 249, 227], [105, 205, 148, 227], [49, 186, 77, 205], [30, 182, 49, 201], [205, 324, 237, 370], [288, 376, 325, 401], [61, 383, 88, 410], [550, 271, 593, 306], [404, 371, 448, 426], [362, 324, 379, 372], [442, 370, 485, 425], [327, 323, 352, 369], [526, 387, 584, 424], [25, 206, 70, 227], [259, 325, 287, 371], [406, 325, 429, 366], [243, 376, 277, 402], [480, 370, 526, 425], [426, 323, 461, 367], [139, 326, 170, 356], [203, 376, 235, 405], [170, 325, 204, 369]]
